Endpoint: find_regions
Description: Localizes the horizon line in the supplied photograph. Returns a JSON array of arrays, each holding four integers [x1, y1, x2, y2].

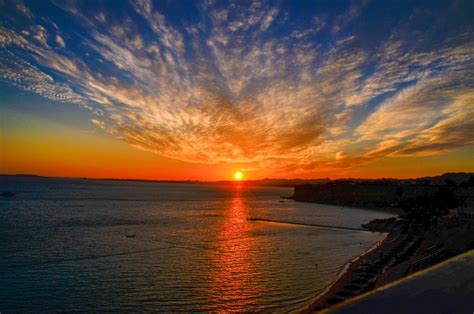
[[1, 172, 472, 185]]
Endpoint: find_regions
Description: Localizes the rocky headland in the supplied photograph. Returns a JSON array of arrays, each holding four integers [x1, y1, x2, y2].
[[295, 173, 474, 312]]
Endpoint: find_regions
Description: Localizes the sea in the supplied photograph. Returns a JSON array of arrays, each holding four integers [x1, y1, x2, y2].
[[0, 176, 395, 312]]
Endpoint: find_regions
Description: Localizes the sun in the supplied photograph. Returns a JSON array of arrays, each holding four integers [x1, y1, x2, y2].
[[233, 171, 244, 181]]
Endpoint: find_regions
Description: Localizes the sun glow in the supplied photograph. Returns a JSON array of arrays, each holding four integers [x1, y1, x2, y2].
[[233, 171, 244, 181]]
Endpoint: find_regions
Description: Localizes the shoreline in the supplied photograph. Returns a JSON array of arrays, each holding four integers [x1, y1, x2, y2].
[[300, 209, 474, 313], [301, 231, 391, 313]]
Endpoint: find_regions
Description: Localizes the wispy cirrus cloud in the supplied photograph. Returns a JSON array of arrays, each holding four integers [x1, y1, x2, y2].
[[0, 0, 473, 174]]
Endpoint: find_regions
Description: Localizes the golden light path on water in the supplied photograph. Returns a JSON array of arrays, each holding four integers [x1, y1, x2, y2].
[[208, 186, 262, 310]]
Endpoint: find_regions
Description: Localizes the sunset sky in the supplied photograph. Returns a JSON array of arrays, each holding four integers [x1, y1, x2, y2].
[[1, 0, 473, 180]]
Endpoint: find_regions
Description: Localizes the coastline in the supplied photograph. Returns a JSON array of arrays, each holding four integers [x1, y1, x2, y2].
[[301, 231, 390, 313], [299, 208, 474, 313]]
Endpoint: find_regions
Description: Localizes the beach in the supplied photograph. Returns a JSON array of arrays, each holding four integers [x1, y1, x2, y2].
[[302, 236, 388, 312], [304, 212, 474, 312]]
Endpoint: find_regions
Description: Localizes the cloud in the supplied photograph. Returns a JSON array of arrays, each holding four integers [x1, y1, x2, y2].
[[0, 0, 473, 175], [260, 7, 279, 31], [0, 49, 84, 104], [393, 92, 474, 156], [312, 16, 326, 33], [356, 71, 474, 159], [31, 25, 49, 46], [335, 151, 348, 160], [55, 34, 65, 48], [16, 1, 33, 19], [331, 1, 364, 34]]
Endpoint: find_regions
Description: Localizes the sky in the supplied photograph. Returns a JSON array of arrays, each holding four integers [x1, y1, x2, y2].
[[0, 0, 473, 180]]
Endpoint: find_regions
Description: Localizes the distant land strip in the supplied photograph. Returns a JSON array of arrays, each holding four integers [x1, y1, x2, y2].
[[247, 218, 373, 232]]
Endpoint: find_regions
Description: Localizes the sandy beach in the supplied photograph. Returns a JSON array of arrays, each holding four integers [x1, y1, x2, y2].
[[302, 212, 474, 313], [302, 223, 399, 313], [302, 233, 390, 313]]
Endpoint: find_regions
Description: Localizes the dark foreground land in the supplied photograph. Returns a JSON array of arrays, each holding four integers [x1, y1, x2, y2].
[[305, 213, 474, 312], [293, 173, 474, 312], [326, 250, 474, 314]]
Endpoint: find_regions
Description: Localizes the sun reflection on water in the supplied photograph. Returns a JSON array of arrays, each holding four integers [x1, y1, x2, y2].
[[207, 188, 262, 311]]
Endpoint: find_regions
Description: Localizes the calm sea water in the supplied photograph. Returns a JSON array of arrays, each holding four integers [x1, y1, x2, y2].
[[0, 176, 394, 312]]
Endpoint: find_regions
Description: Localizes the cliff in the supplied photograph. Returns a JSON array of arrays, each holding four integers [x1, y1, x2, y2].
[[292, 173, 474, 211]]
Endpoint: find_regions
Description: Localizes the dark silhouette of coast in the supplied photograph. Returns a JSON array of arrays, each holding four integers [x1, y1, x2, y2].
[[0, 173, 328, 188], [292, 173, 474, 312], [291, 173, 474, 210]]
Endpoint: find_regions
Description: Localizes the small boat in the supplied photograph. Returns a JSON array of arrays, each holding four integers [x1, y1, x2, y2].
[[1, 192, 16, 197], [125, 234, 136, 238]]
